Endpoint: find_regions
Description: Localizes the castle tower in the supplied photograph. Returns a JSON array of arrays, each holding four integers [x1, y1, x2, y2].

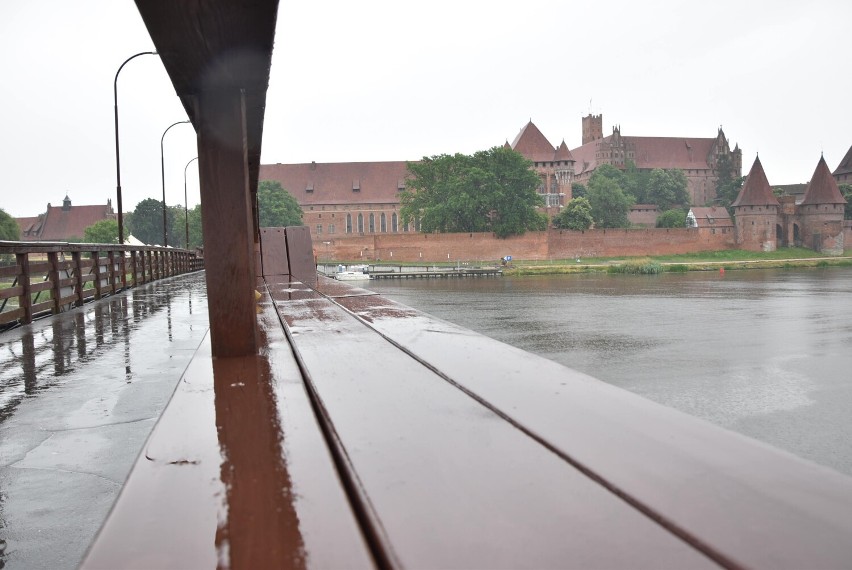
[[554, 140, 575, 201], [732, 156, 780, 251], [582, 114, 603, 145], [797, 156, 847, 255]]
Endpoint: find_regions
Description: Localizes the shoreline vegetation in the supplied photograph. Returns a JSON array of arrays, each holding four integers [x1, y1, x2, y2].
[[330, 248, 852, 276]]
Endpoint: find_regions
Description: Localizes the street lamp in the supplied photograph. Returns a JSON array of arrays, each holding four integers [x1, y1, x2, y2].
[[184, 156, 199, 249], [114, 50, 158, 245], [160, 120, 191, 246]]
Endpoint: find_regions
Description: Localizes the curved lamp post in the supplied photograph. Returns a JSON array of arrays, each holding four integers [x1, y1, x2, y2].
[[160, 120, 190, 246], [114, 50, 158, 245], [184, 156, 199, 249]]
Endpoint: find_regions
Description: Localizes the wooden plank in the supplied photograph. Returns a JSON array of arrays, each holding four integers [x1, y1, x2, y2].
[[0, 264, 21, 278], [196, 88, 257, 357], [335, 290, 852, 569], [259, 227, 289, 276], [0, 307, 24, 324], [267, 276, 714, 569], [0, 286, 23, 299]]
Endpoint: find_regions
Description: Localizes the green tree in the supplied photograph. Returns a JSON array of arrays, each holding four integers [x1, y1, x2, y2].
[[186, 204, 204, 249], [840, 184, 852, 220], [82, 219, 123, 244], [586, 170, 633, 228], [0, 208, 21, 241], [656, 208, 687, 228], [622, 160, 650, 203], [127, 198, 173, 245], [646, 169, 689, 211], [715, 153, 744, 210], [258, 180, 303, 227], [401, 146, 544, 238], [571, 183, 587, 199], [552, 197, 593, 230]]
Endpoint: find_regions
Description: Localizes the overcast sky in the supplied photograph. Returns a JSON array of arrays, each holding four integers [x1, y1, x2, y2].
[[2, 0, 850, 218]]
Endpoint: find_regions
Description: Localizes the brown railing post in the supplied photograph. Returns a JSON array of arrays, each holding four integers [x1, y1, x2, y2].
[[48, 251, 62, 315], [72, 251, 85, 307], [119, 246, 127, 289], [108, 250, 117, 295], [130, 250, 139, 287], [92, 250, 103, 300], [17, 252, 33, 325]]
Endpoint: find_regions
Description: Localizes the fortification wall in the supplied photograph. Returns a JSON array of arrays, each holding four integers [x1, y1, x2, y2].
[[314, 229, 735, 262]]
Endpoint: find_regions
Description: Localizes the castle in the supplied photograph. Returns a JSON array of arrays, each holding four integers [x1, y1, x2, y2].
[[733, 155, 846, 255], [258, 117, 849, 255]]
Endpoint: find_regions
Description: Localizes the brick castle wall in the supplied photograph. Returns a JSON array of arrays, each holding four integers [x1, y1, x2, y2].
[[312, 228, 736, 262]]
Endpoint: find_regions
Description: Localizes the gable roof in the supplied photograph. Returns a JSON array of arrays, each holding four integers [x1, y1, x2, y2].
[[569, 134, 720, 175], [732, 156, 780, 208], [832, 144, 852, 177], [260, 161, 410, 206], [801, 156, 847, 205], [688, 206, 733, 228], [511, 121, 558, 163], [36, 203, 116, 241], [554, 140, 574, 162]]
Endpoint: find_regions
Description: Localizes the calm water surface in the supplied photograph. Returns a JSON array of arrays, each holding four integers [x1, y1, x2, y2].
[[368, 267, 852, 476]]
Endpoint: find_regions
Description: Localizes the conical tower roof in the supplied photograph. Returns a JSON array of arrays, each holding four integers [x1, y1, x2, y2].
[[554, 140, 574, 162], [732, 156, 780, 207], [511, 121, 557, 163], [801, 155, 847, 205]]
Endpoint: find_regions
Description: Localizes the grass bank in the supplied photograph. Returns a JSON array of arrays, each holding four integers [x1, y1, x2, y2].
[[503, 249, 852, 276]]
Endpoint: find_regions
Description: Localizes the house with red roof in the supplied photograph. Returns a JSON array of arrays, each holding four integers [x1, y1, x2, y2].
[[16, 196, 115, 242], [833, 144, 852, 186]]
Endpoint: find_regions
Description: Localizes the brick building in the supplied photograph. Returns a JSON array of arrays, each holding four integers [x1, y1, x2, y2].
[[834, 144, 852, 186], [16, 196, 116, 242], [733, 156, 846, 254]]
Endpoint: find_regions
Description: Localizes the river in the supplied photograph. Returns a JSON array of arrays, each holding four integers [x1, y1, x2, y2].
[[367, 267, 852, 477]]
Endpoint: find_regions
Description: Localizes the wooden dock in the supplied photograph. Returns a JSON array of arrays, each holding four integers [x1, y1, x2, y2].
[[369, 268, 502, 279]]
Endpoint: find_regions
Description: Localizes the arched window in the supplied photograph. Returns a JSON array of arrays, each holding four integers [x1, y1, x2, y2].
[[369, 213, 375, 233], [357, 213, 364, 233], [392, 212, 398, 232], [380, 213, 387, 232], [346, 214, 352, 233]]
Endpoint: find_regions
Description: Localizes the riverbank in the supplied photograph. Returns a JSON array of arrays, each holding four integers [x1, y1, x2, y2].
[[503, 249, 852, 276]]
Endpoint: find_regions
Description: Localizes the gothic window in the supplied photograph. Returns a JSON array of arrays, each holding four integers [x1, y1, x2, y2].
[[380, 213, 387, 232], [392, 212, 398, 232], [329, 224, 335, 234], [346, 214, 352, 233], [369, 213, 375, 233], [357, 213, 364, 233], [316, 224, 322, 235]]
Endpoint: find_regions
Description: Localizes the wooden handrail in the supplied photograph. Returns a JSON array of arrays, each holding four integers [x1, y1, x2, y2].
[[0, 241, 204, 328]]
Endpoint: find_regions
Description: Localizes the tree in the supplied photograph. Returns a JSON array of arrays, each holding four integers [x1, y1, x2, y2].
[[622, 160, 651, 203], [83, 219, 122, 244], [401, 146, 544, 238], [186, 204, 204, 249], [656, 208, 687, 228], [646, 169, 689, 211], [715, 153, 744, 210], [258, 180, 303, 227], [0, 208, 20, 241], [586, 170, 633, 228], [840, 184, 852, 220], [571, 183, 587, 199], [127, 198, 173, 245], [552, 197, 593, 230]]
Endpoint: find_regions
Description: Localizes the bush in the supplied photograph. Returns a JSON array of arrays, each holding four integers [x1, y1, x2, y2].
[[607, 258, 663, 274]]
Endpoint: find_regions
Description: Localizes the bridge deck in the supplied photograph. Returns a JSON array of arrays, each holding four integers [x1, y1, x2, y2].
[[4, 264, 852, 569]]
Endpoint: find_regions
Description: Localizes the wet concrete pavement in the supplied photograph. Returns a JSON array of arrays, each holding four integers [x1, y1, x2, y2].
[[0, 273, 209, 570]]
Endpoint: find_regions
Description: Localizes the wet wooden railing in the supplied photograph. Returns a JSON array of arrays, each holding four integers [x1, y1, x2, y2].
[[0, 241, 203, 328]]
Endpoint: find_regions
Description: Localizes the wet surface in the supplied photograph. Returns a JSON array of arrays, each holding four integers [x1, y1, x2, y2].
[[0, 273, 209, 570]]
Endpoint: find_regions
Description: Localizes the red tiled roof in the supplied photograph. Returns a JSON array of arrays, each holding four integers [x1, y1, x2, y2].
[[832, 144, 852, 177], [801, 156, 847, 205], [689, 206, 733, 228], [15, 216, 40, 236], [37, 204, 116, 241], [570, 134, 720, 174], [732, 157, 780, 207], [554, 140, 574, 162], [260, 162, 410, 206], [511, 121, 558, 163]]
